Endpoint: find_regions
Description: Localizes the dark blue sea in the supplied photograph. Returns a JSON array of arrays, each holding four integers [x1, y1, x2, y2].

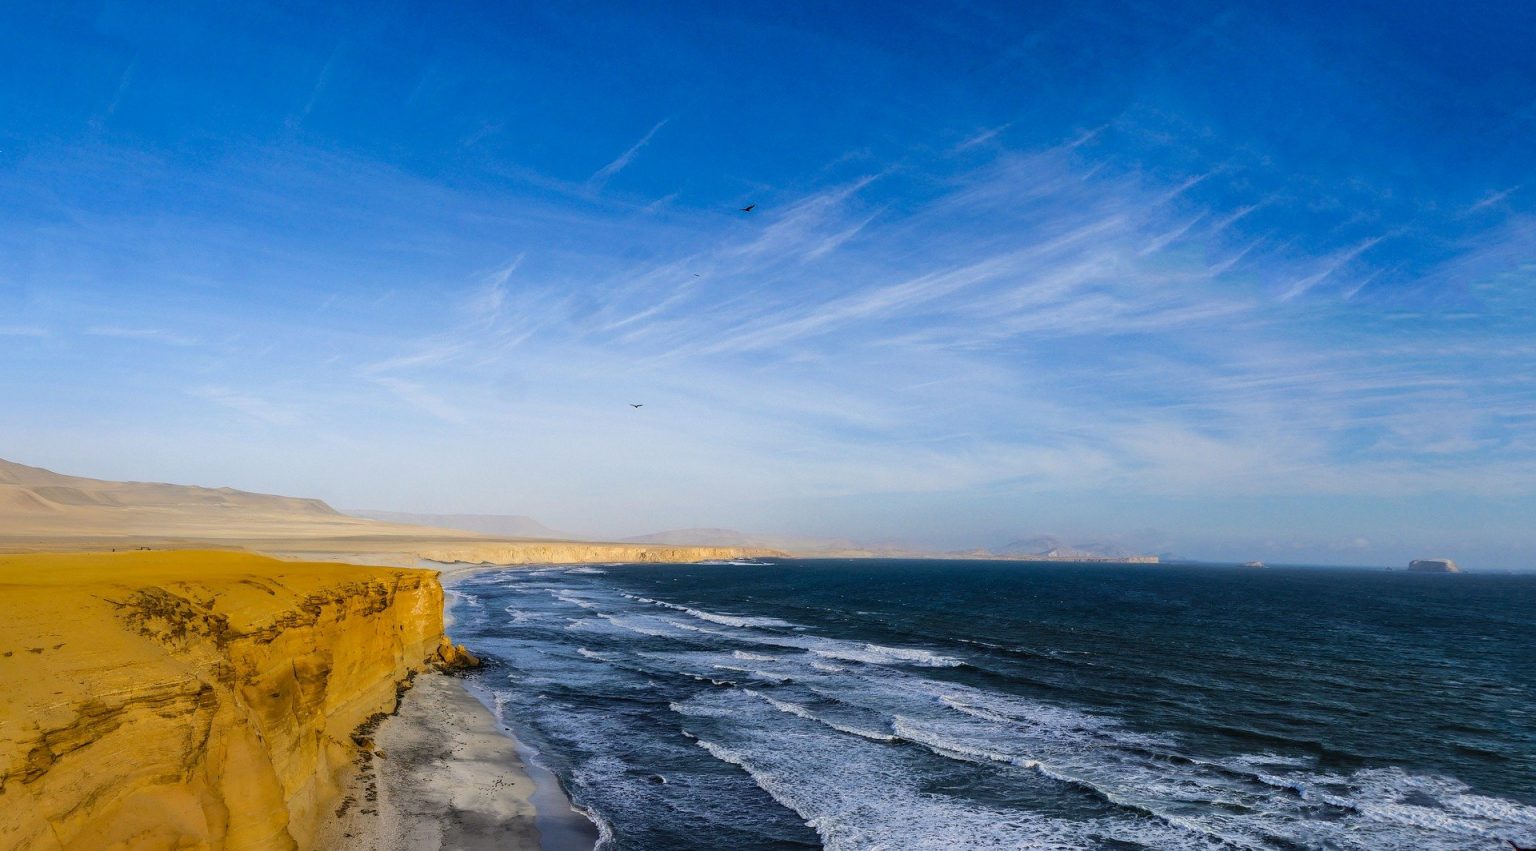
[[447, 559, 1536, 850]]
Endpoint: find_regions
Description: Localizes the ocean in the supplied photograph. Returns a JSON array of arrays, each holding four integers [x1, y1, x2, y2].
[[448, 559, 1536, 850]]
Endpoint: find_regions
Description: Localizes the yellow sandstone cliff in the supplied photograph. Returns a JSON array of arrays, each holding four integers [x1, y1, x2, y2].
[[0, 551, 448, 851]]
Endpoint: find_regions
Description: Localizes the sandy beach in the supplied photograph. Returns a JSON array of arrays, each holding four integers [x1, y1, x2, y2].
[[323, 672, 597, 851]]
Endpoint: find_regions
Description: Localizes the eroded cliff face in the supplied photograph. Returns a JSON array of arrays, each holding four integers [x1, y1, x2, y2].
[[0, 551, 445, 850]]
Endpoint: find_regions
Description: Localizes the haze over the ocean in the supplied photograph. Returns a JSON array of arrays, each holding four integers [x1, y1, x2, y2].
[[3, 2, 1534, 568]]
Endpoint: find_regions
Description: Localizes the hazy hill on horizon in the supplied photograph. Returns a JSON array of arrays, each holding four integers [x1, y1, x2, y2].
[[0, 457, 1159, 561], [344, 510, 582, 541], [0, 456, 479, 541], [619, 527, 902, 555], [0, 457, 340, 518], [996, 535, 1139, 559]]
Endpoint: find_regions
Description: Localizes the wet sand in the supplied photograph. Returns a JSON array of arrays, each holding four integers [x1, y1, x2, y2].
[[324, 673, 597, 851]]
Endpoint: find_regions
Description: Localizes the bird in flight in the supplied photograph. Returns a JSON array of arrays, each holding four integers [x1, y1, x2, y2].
[[629, 403, 643, 408], [740, 203, 755, 212]]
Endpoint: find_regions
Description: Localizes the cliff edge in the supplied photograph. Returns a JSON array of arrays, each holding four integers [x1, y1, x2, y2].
[[0, 551, 447, 850]]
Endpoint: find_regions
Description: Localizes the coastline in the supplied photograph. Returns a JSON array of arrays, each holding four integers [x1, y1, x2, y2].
[[327, 567, 598, 851], [324, 672, 596, 851]]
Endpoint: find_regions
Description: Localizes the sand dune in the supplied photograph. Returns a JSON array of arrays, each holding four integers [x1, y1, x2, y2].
[[0, 458, 780, 566], [0, 458, 431, 539]]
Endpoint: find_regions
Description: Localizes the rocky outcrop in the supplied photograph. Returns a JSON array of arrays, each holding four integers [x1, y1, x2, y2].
[[0, 551, 445, 850], [429, 640, 481, 672], [1408, 558, 1461, 573]]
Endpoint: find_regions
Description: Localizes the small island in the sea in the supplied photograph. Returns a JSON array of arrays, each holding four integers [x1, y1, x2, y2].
[[1408, 558, 1461, 573]]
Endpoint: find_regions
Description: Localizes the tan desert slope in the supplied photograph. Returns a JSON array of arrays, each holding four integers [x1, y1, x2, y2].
[[0, 457, 780, 565], [0, 457, 386, 536]]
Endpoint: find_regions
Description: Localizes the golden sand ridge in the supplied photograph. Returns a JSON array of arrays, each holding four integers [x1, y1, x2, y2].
[[0, 551, 450, 851]]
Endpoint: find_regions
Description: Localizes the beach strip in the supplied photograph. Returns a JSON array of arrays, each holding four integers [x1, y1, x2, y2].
[[324, 672, 596, 850]]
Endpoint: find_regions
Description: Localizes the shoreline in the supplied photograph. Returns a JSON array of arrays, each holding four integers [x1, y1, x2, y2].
[[460, 680, 607, 851], [324, 672, 597, 851], [329, 565, 598, 851]]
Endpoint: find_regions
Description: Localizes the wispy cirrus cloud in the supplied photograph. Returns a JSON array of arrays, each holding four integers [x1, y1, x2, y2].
[[84, 326, 199, 345], [372, 377, 469, 424], [191, 386, 303, 426], [347, 128, 1536, 524], [1278, 236, 1385, 301], [7, 122, 1533, 563], [588, 118, 669, 189]]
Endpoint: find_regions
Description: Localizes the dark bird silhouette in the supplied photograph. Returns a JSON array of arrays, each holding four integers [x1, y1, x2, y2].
[[629, 403, 643, 408], [1509, 842, 1536, 851], [740, 204, 755, 212]]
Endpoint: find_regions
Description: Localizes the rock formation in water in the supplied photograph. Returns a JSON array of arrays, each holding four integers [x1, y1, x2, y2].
[[1408, 558, 1461, 573], [0, 551, 445, 850]]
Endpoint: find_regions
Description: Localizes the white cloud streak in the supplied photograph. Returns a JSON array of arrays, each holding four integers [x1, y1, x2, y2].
[[588, 119, 669, 188], [11, 129, 1534, 562], [84, 326, 199, 345]]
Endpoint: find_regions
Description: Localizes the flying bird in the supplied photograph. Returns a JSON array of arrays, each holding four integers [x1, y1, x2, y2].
[[629, 403, 643, 408], [740, 204, 755, 212]]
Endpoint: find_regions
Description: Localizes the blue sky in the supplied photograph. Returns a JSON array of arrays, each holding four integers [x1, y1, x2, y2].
[[3, 2, 1535, 567]]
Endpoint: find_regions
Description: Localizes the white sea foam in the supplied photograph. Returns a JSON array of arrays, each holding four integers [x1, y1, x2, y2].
[[732, 650, 776, 662], [709, 664, 787, 682], [552, 591, 600, 609], [679, 691, 1215, 851], [504, 607, 542, 623], [746, 690, 899, 743], [625, 595, 794, 628], [809, 642, 963, 668], [595, 613, 679, 638], [470, 569, 1536, 850], [660, 618, 723, 635]]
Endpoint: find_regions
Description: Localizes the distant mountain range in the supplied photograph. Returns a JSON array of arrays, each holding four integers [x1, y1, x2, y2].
[[344, 510, 580, 540], [0, 459, 1162, 562], [994, 535, 1141, 559], [0, 457, 435, 540], [0, 457, 339, 518], [335, 513, 1156, 561]]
